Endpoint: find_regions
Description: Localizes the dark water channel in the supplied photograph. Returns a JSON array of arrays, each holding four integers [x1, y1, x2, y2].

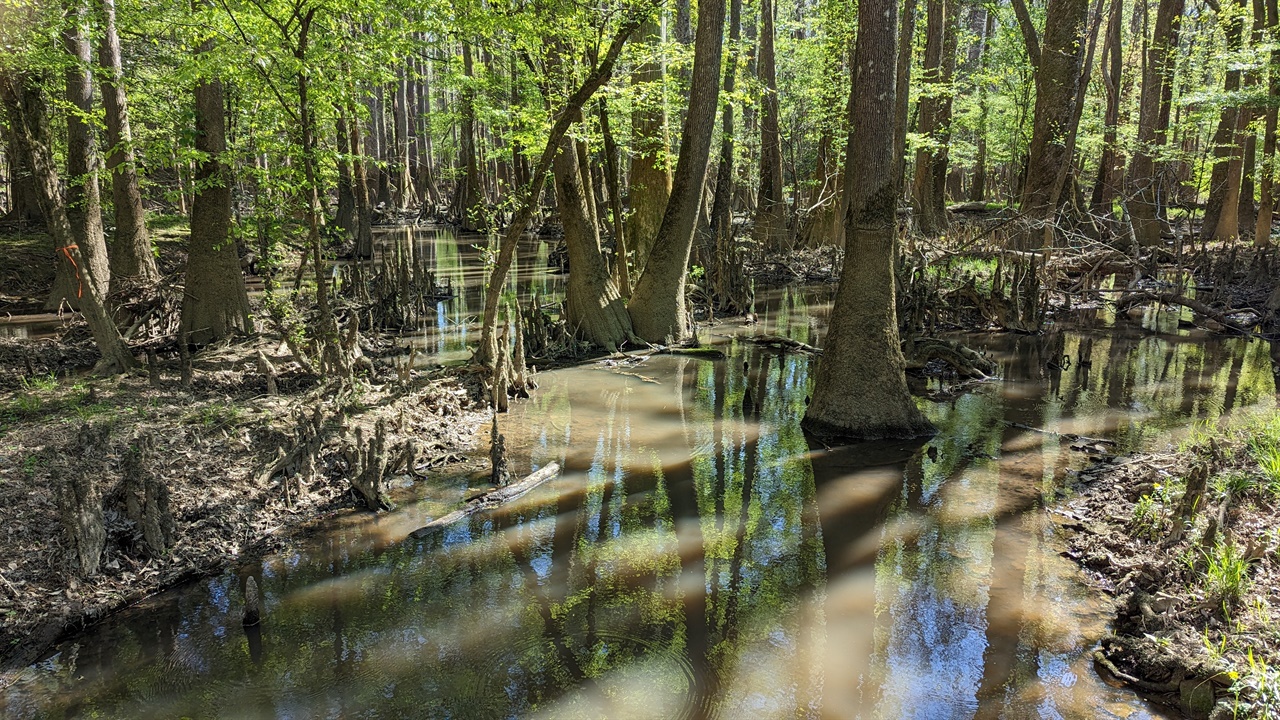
[[4, 227, 1278, 719]]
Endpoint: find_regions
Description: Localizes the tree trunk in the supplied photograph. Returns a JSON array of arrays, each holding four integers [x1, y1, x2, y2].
[[335, 116, 356, 236], [892, 0, 918, 190], [912, 0, 959, 234], [1126, 0, 1183, 245], [393, 66, 415, 208], [970, 8, 994, 203], [0, 122, 46, 228], [55, 0, 111, 310], [0, 72, 133, 372], [628, 0, 726, 343], [803, 0, 932, 440], [1090, 0, 1124, 215], [181, 36, 251, 345], [1202, 0, 1248, 241], [95, 0, 157, 290], [454, 44, 484, 230], [709, 0, 743, 242], [554, 130, 633, 350], [627, 19, 672, 272], [1019, 0, 1089, 238], [1256, 0, 1278, 245], [755, 0, 787, 250]]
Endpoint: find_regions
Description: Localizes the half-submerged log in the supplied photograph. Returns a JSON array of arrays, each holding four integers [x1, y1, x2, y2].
[[409, 462, 562, 540]]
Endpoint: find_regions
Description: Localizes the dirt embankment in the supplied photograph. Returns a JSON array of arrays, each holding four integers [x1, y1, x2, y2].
[[0, 344, 489, 687], [1056, 412, 1280, 719]]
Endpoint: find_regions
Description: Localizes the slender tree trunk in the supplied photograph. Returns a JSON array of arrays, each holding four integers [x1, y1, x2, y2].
[[756, 0, 787, 249], [394, 66, 415, 208], [1202, 0, 1248, 241], [710, 0, 743, 241], [56, 0, 111, 309], [628, 0, 727, 343], [95, 0, 157, 289], [628, 19, 672, 272], [1, 71, 133, 372], [1256, 0, 1278, 245], [1126, 0, 1183, 245], [1090, 0, 1124, 215], [912, 0, 957, 234], [970, 8, 994, 202], [181, 35, 251, 344], [335, 116, 355, 236], [349, 101, 374, 257], [598, 101, 631, 297], [803, 0, 932, 439], [892, 0, 919, 198], [455, 43, 484, 230]]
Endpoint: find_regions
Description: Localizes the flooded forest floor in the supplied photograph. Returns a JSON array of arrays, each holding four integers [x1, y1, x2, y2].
[[3, 219, 1280, 717]]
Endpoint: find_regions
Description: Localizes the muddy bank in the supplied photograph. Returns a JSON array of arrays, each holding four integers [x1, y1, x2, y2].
[[0, 345, 489, 686], [1057, 412, 1280, 718]]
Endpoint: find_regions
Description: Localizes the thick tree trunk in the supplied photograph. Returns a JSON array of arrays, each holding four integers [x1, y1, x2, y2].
[[628, 0, 726, 343], [0, 72, 133, 372], [627, 19, 672, 272], [755, 0, 787, 250], [803, 0, 932, 440], [1126, 0, 1183, 245], [554, 131, 633, 349], [181, 38, 251, 345], [1019, 0, 1089, 239], [95, 0, 157, 290], [55, 1, 111, 309]]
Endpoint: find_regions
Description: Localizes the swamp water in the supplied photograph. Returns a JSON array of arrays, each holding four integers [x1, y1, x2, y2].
[[4, 227, 1278, 719]]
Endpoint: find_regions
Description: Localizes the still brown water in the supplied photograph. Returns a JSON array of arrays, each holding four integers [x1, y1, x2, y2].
[[3, 227, 1277, 719]]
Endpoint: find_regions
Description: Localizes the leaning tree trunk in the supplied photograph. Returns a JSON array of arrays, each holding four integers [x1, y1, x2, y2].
[[755, 0, 787, 251], [181, 37, 252, 345], [0, 72, 134, 372], [53, 0, 111, 310], [628, 0, 727, 343], [1019, 0, 1089, 244], [95, 0, 157, 291], [554, 130, 633, 350], [1126, 0, 1183, 245], [803, 0, 932, 439]]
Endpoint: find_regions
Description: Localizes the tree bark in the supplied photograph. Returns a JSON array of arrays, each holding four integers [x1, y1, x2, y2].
[[454, 44, 484, 230], [1090, 0, 1124, 215], [1019, 0, 1089, 240], [627, 18, 672, 272], [0, 72, 133, 372], [756, 0, 787, 249], [55, 0, 111, 309], [1256, 0, 1279, 245], [709, 0, 743, 242], [1202, 0, 1248, 241], [912, 0, 959, 234], [95, 0, 157, 290], [554, 129, 633, 349], [892, 0, 919, 189], [628, 0, 727, 343], [181, 35, 251, 345], [1126, 0, 1183, 245], [803, 0, 932, 439]]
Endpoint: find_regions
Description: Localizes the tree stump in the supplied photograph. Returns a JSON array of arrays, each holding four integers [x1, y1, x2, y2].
[[490, 414, 511, 486], [121, 432, 176, 556], [243, 575, 261, 626], [343, 418, 394, 511], [256, 350, 278, 395], [55, 424, 109, 576]]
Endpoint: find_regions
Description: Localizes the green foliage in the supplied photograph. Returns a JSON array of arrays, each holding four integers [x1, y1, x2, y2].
[[1203, 541, 1251, 607]]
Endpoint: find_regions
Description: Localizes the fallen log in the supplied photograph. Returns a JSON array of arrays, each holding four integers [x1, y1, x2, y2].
[[747, 335, 822, 355], [1115, 291, 1251, 332], [409, 462, 562, 540]]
